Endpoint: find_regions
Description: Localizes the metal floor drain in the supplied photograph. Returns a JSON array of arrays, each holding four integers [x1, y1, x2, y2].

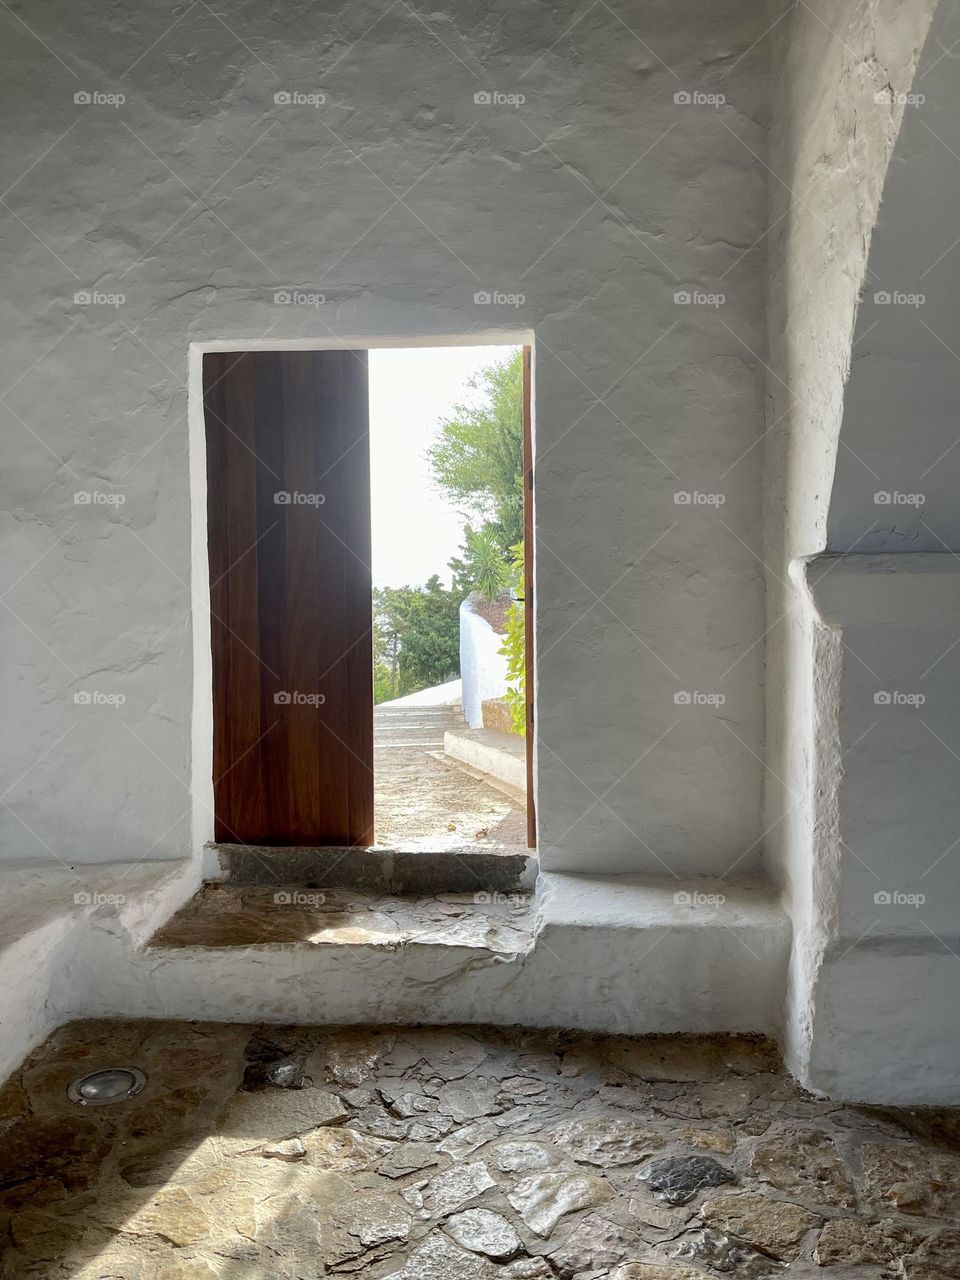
[[67, 1066, 147, 1106]]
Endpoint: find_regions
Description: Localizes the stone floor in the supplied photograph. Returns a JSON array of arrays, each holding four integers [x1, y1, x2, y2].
[[374, 702, 526, 851], [2, 1024, 960, 1280], [151, 887, 535, 955]]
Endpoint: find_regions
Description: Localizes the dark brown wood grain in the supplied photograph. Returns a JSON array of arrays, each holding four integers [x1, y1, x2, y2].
[[203, 349, 373, 845]]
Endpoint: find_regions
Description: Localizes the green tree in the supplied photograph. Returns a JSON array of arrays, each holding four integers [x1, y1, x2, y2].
[[427, 350, 524, 550], [373, 584, 416, 703], [372, 578, 461, 703]]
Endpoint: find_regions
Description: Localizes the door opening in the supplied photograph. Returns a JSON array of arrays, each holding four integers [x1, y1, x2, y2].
[[369, 345, 534, 851], [200, 342, 535, 851]]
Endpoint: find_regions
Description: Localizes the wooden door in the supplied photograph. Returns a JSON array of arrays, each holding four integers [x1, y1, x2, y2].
[[203, 349, 373, 846]]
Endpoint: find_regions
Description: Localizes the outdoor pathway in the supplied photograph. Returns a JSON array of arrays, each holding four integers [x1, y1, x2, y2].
[[373, 701, 526, 851]]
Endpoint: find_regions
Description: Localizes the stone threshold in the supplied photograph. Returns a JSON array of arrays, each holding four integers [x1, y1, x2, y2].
[[210, 842, 537, 894], [149, 883, 535, 956]]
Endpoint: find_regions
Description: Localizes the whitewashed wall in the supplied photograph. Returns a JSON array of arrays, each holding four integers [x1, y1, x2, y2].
[[458, 597, 509, 729], [0, 0, 768, 876], [763, 0, 957, 1098]]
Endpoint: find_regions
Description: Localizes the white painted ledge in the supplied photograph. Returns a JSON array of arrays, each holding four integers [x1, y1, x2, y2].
[[49, 870, 789, 1044], [0, 858, 200, 1083], [801, 552, 960, 627], [444, 726, 526, 793], [536, 872, 790, 1035], [0, 864, 789, 1087]]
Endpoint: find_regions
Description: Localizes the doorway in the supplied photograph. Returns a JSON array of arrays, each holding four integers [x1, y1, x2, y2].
[[200, 343, 534, 850]]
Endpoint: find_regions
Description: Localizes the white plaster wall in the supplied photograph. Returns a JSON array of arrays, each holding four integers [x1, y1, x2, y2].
[[827, 2, 960, 552], [459, 596, 508, 729], [0, 0, 769, 878], [761, 0, 937, 1080], [801, 553, 960, 1101]]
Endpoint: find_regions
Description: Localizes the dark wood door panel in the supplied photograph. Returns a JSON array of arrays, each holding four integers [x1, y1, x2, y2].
[[203, 349, 373, 845]]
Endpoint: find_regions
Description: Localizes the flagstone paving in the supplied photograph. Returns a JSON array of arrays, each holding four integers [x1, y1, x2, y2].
[[2, 1022, 959, 1278]]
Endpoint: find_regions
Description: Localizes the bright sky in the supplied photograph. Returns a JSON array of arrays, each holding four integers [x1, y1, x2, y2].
[[369, 345, 518, 589]]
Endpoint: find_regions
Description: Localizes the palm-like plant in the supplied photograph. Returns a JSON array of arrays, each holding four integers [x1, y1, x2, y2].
[[464, 527, 507, 602]]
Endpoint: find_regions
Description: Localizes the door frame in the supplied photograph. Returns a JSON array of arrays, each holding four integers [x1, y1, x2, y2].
[[188, 333, 536, 855]]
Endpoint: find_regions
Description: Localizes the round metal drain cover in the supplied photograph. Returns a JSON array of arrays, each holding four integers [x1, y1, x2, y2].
[[67, 1066, 147, 1106]]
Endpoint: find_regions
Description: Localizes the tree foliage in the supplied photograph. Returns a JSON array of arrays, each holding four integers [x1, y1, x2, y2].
[[373, 576, 461, 704], [427, 351, 524, 550]]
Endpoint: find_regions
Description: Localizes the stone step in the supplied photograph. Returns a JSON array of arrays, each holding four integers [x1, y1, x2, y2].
[[210, 842, 536, 894], [149, 883, 534, 958]]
